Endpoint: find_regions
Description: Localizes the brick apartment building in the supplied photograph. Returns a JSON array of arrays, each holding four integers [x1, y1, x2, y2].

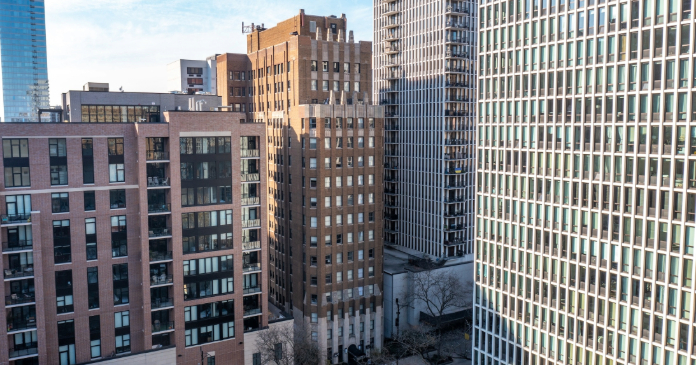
[[0, 108, 276, 364], [217, 10, 385, 363]]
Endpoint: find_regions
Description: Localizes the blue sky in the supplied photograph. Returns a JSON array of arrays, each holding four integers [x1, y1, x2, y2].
[[45, 0, 373, 104]]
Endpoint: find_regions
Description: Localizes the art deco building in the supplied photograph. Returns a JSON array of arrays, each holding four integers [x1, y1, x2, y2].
[[0, 93, 273, 364], [374, 0, 478, 258], [217, 10, 385, 363], [475, 0, 696, 364]]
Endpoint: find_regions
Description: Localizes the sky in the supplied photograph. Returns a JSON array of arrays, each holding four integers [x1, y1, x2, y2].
[[44, 0, 373, 104]]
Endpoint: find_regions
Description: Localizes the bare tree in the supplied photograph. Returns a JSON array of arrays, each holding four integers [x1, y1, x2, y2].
[[365, 347, 396, 365], [399, 269, 473, 363], [255, 323, 322, 365]]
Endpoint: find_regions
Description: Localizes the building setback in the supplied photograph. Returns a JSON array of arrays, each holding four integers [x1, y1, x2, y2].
[[374, 0, 478, 258], [217, 10, 385, 363], [475, 0, 696, 364], [0, 109, 272, 364], [166, 57, 220, 95]]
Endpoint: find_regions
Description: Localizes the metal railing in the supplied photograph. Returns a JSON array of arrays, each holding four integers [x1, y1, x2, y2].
[[241, 149, 260, 158], [148, 203, 171, 214], [2, 240, 33, 252], [151, 297, 174, 309], [147, 177, 170, 187], [5, 293, 35, 306], [149, 251, 173, 262], [3, 265, 34, 279], [146, 150, 169, 160], [149, 228, 172, 238], [243, 240, 261, 250], [243, 263, 262, 272], [242, 197, 260, 206], [9, 345, 38, 359], [152, 321, 175, 333], [1, 214, 32, 225], [242, 219, 261, 228], [150, 274, 173, 286], [243, 285, 262, 294], [241, 173, 260, 182]]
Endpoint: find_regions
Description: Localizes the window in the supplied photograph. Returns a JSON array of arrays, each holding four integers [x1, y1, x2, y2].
[[354, 63, 361, 73], [84, 191, 96, 211], [311, 60, 318, 71], [52, 193, 69, 213], [89, 316, 101, 358], [53, 220, 71, 264], [322, 81, 329, 91], [50, 164, 68, 185], [322, 61, 329, 72], [85, 218, 97, 260], [49, 139, 67, 157], [311, 80, 317, 90], [87, 267, 99, 309], [56, 270, 74, 314], [108, 138, 124, 156], [57, 320, 76, 365], [109, 163, 125, 182], [114, 311, 130, 354], [110, 189, 126, 209], [113, 264, 129, 305], [82, 138, 94, 184], [253, 353, 261, 365]]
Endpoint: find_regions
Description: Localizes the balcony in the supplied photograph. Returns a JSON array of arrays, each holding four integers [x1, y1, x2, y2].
[[241, 173, 260, 182], [148, 203, 171, 214], [146, 150, 169, 161], [9, 343, 38, 359], [243, 296, 262, 316], [2, 240, 33, 253], [242, 196, 260, 206], [243, 284, 262, 295], [3, 265, 34, 280], [147, 176, 170, 187], [152, 321, 175, 333], [242, 219, 261, 228], [0, 214, 32, 226], [243, 240, 261, 251], [385, 46, 400, 55], [149, 227, 172, 238], [241, 149, 260, 158], [149, 251, 173, 262], [150, 274, 173, 286], [7, 316, 36, 333], [243, 262, 261, 273], [5, 292, 35, 307], [151, 297, 174, 309]]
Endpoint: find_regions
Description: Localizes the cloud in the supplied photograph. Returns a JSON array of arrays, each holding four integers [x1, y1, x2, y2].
[[45, 0, 373, 103]]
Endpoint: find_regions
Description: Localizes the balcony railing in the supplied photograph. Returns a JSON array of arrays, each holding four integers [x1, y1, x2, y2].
[[152, 321, 175, 333], [243, 240, 261, 250], [147, 177, 170, 187], [146, 150, 169, 161], [4, 265, 34, 280], [149, 251, 173, 262], [9, 344, 38, 359], [149, 228, 172, 238], [151, 297, 174, 309], [241, 149, 260, 158], [2, 240, 33, 252], [243, 262, 262, 272], [243, 285, 262, 294], [241, 173, 260, 182], [7, 317, 36, 332], [244, 305, 262, 316], [150, 274, 173, 286], [148, 203, 171, 214], [241, 197, 260, 206], [242, 219, 261, 228], [1, 214, 32, 225], [5, 293, 35, 306]]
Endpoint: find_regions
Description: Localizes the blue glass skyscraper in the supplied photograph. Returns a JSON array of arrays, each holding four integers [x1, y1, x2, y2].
[[0, 0, 49, 122]]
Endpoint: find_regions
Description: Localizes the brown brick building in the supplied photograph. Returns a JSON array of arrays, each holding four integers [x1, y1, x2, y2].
[[0, 110, 271, 365], [217, 10, 384, 363]]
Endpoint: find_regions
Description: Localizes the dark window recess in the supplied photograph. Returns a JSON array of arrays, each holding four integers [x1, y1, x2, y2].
[[179, 137, 233, 205], [53, 220, 71, 264], [110, 189, 126, 209], [89, 315, 101, 341], [187, 67, 203, 74], [84, 191, 96, 211], [57, 319, 75, 347], [87, 267, 99, 309], [55, 270, 73, 314], [82, 138, 94, 184], [86, 218, 97, 260], [146, 138, 169, 160], [49, 138, 68, 186]]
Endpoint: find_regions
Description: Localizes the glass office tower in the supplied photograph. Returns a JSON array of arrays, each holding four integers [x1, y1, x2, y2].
[[375, 0, 478, 258], [0, 0, 49, 122], [475, 0, 696, 364]]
